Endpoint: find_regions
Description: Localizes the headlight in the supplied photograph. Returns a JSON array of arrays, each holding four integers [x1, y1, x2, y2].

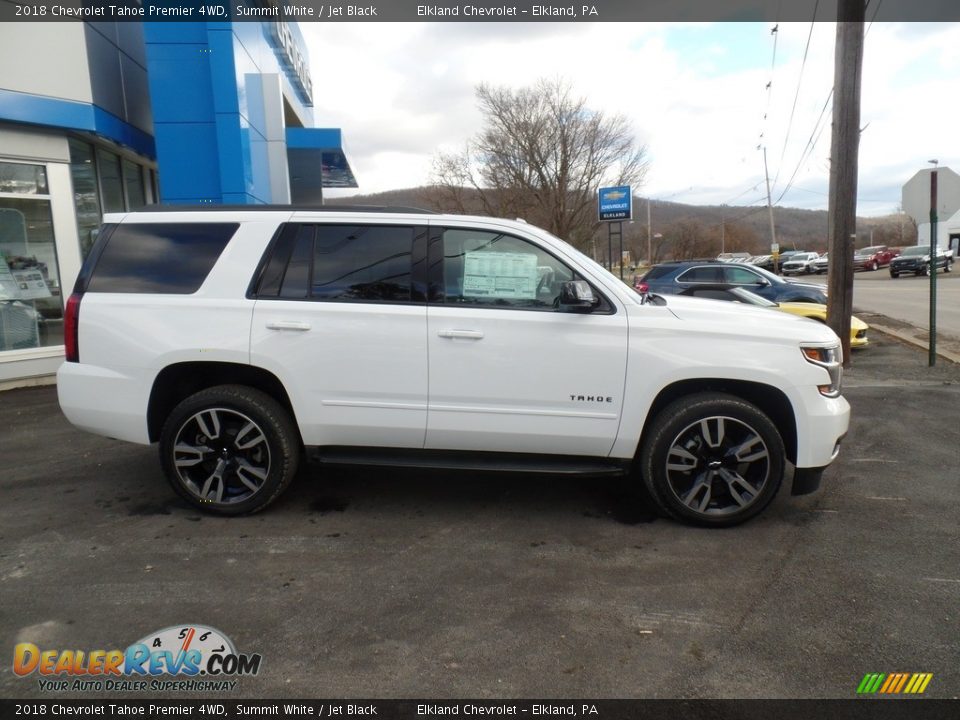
[[922, 255, 931, 262], [801, 344, 842, 397]]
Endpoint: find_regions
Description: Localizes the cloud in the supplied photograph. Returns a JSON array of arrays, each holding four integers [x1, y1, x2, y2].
[[311, 21, 960, 216]]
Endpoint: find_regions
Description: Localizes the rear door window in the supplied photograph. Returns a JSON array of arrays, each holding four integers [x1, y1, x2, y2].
[[253, 224, 425, 304]]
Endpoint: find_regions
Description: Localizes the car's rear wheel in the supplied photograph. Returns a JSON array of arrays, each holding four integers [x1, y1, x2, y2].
[[639, 393, 785, 527], [159, 385, 300, 515]]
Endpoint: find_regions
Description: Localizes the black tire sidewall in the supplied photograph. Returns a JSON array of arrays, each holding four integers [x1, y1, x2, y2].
[[159, 385, 300, 515], [640, 393, 785, 527]]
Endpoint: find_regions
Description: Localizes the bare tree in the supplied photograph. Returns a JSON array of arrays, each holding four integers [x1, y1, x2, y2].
[[427, 78, 649, 251]]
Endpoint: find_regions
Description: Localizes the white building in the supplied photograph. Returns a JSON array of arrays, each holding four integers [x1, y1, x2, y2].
[[901, 167, 960, 255]]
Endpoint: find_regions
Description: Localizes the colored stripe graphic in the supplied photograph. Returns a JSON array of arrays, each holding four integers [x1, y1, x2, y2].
[[857, 673, 932, 694]]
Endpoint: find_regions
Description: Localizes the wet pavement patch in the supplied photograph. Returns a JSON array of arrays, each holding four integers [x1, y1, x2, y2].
[[310, 497, 349, 514]]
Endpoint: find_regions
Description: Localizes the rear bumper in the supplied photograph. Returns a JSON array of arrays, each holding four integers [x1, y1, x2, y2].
[[57, 362, 152, 444]]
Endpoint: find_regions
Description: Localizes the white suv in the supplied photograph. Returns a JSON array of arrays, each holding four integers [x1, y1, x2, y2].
[[57, 207, 849, 527], [781, 252, 820, 275]]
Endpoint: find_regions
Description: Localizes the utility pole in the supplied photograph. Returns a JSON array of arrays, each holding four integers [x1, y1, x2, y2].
[[826, 0, 865, 368], [763, 147, 778, 271]]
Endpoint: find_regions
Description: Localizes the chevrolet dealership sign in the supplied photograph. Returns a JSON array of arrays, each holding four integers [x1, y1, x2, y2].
[[598, 186, 632, 221]]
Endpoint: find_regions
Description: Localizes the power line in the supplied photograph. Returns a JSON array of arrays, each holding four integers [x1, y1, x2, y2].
[[773, 2, 821, 189]]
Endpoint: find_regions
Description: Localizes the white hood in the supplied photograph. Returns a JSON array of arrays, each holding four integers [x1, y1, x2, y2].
[[652, 294, 841, 346]]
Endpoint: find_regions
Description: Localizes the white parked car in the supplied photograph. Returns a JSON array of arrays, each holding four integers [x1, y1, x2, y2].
[[781, 252, 820, 275], [57, 207, 850, 527]]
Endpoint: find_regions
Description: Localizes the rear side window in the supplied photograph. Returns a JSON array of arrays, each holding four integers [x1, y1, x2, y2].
[[86, 223, 237, 294], [678, 266, 723, 283], [640, 265, 676, 281]]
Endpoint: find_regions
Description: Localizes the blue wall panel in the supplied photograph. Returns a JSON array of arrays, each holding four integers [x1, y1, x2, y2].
[[144, 20, 349, 205], [151, 123, 221, 203]]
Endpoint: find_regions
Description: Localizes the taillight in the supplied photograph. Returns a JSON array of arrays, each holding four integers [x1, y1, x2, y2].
[[635, 282, 649, 293], [64, 292, 82, 362]]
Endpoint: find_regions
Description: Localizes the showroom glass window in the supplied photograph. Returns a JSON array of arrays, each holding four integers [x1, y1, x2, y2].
[[69, 139, 152, 259], [0, 161, 63, 351]]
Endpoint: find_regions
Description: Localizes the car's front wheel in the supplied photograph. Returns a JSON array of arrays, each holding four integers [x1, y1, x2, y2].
[[890, 270, 899, 278], [870, 261, 879, 271], [159, 385, 300, 515], [639, 393, 785, 527]]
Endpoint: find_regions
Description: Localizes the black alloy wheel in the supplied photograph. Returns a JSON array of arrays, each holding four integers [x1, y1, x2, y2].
[[639, 393, 785, 527], [159, 385, 300, 515]]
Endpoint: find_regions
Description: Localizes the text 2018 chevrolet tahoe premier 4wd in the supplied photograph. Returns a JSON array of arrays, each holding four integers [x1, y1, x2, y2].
[[57, 207, 850, 527]]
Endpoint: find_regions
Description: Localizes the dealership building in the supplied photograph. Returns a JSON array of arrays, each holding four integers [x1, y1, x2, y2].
[[0, 20, 355, 386]]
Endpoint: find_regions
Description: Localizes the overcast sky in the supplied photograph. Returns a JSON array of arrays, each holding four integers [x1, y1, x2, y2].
[[304, 21, 960, 217]]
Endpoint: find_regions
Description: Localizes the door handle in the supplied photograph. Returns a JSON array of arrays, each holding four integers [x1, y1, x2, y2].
[[266, 320, 311, 331], [438, 329, 484, 340]]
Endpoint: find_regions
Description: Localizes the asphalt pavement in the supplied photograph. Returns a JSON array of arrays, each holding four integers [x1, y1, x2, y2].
[[1, 332, 958, 701]]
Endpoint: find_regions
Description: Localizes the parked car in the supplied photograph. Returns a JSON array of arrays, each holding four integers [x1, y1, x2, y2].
[[636, 261, 828, 304], [781, 252, 821, 276], [57, 206, 850, 528], [889, 245, 954, 277], [853, 245, 899, 272], [811, 253, 829, 274], [676, 285, 868, 349]]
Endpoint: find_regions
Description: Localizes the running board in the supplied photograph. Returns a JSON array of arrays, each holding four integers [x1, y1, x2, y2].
[[307, 447, 630, 476]]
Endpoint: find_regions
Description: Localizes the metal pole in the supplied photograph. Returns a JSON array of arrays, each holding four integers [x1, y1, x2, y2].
[[646, 199, 652, 266], [763, 147, 778, 272], [618, 222, 624, 280], [929, 168, 938, 367], [607, 223, 612, 271]]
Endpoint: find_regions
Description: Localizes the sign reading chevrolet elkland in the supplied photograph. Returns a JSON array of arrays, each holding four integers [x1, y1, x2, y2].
[[598, 186, 632, 221]]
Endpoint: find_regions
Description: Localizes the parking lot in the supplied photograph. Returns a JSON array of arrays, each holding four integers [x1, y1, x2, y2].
[[1, 330, 958, 700]]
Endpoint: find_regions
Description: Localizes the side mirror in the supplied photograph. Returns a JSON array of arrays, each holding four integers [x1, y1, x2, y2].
[[559, 280, 599, 312]]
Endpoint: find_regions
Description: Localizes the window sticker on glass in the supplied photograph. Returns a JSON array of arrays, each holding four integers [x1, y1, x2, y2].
[[463, 251, 538, 299]]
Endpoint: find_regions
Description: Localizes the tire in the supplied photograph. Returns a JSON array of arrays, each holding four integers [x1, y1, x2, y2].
[[870, 261, 878, 271], [159, 385, 300, 515], [890, 271, 899, 278], [639, 393, 785, 528], [919, 265, 929, 276], [946, 260, 953, 273]]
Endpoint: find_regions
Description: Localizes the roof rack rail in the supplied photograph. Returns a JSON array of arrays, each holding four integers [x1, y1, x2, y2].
[[128, 204, 438, 214]]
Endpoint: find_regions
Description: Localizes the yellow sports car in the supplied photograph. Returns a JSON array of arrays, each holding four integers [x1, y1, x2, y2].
[[677, 285, 868, 348]]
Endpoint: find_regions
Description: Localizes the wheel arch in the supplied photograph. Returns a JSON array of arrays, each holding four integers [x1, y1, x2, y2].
[[638, 379, 798, 465], [147, 362, 300, 444]]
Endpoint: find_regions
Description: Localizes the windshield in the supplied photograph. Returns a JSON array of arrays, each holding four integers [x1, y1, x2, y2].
[[856, 246, 883, 255], [901, 246, 930, 257]]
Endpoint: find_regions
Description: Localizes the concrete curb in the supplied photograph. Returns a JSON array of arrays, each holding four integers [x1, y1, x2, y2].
[[868, 322, 960, 365]]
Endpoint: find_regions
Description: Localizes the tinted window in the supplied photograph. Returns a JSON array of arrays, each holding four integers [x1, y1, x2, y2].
[[722, 266, 764, 284], [641, 265, 676, 281], [679, 266, 723, 283], [312, 225, 414, 301], [87, 223, 237, 293], [441, 229, 576, 310], [281, 226, 313, 299]]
